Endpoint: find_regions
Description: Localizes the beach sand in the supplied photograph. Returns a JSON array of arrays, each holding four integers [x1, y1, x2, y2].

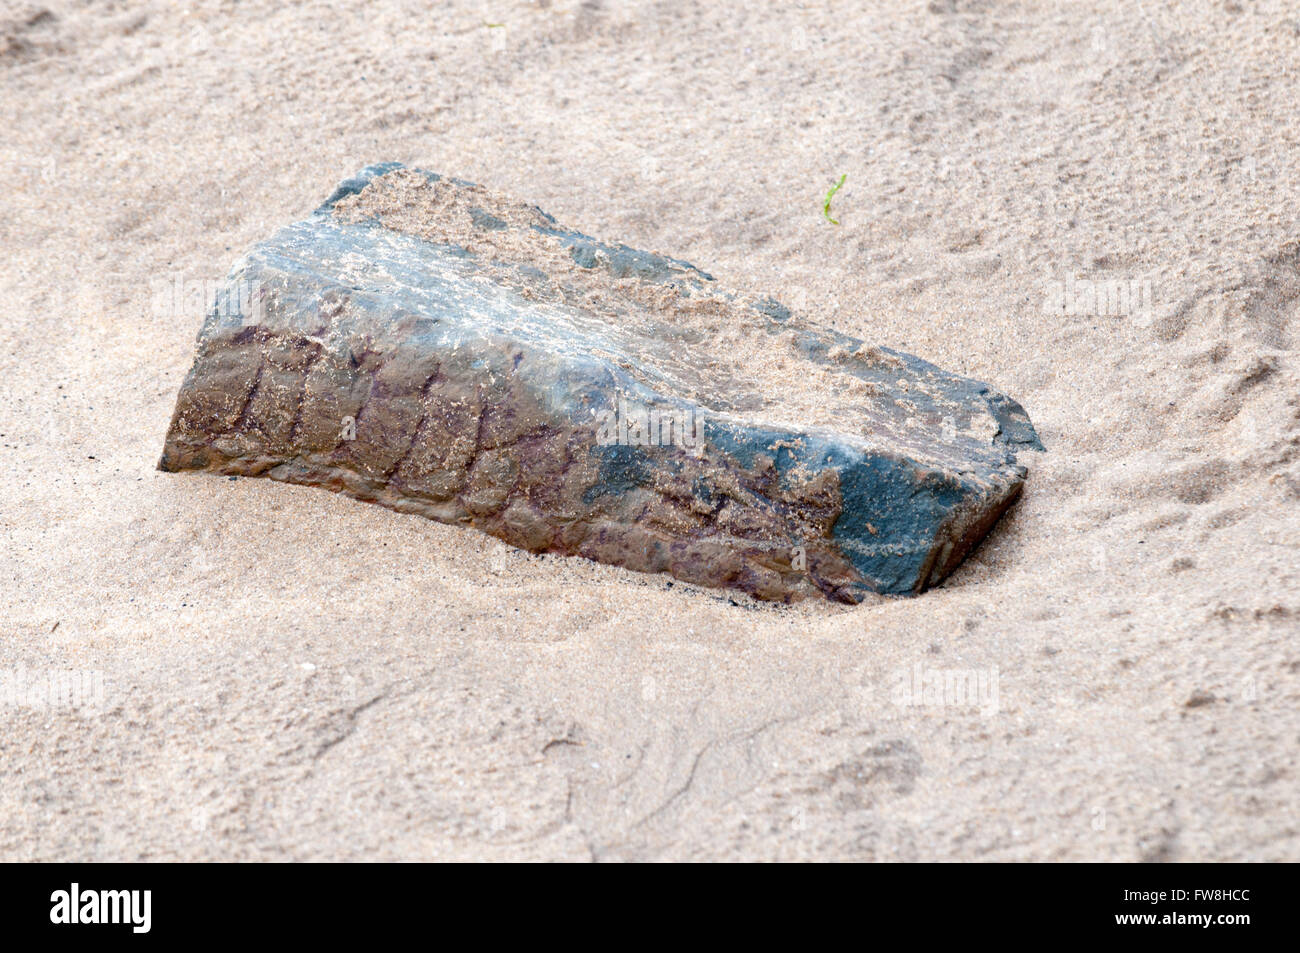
[[1, 0, 1296, 861]]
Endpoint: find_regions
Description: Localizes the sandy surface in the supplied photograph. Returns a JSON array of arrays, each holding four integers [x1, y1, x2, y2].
[[2, 0, 1297, 861]]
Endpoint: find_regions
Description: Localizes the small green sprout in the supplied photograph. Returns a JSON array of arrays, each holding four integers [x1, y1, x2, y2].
[[823, 173, 846, 225]]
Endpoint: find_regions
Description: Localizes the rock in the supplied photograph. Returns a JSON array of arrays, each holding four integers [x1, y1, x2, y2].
[[158, 164, 1042, 602]]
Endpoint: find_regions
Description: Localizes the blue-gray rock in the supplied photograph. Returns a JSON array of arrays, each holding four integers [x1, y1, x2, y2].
[[159, 164, 1042, 601]]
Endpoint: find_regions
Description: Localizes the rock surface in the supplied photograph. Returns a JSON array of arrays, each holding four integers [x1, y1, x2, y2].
[[159, 164, 1042, 600]]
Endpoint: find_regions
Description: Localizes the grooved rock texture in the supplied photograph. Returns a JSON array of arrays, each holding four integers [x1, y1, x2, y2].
[[158, 164, 1042, 601]]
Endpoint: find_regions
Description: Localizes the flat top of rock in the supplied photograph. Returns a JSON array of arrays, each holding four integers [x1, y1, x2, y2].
[[329, 167, 1027, 480]]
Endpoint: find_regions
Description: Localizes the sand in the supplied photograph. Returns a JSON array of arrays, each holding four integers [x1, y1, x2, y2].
[[1, 0, 1297, 861]]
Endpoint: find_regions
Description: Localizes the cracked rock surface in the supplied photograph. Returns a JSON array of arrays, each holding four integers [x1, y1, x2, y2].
[[159, 164, 1041, 599]]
